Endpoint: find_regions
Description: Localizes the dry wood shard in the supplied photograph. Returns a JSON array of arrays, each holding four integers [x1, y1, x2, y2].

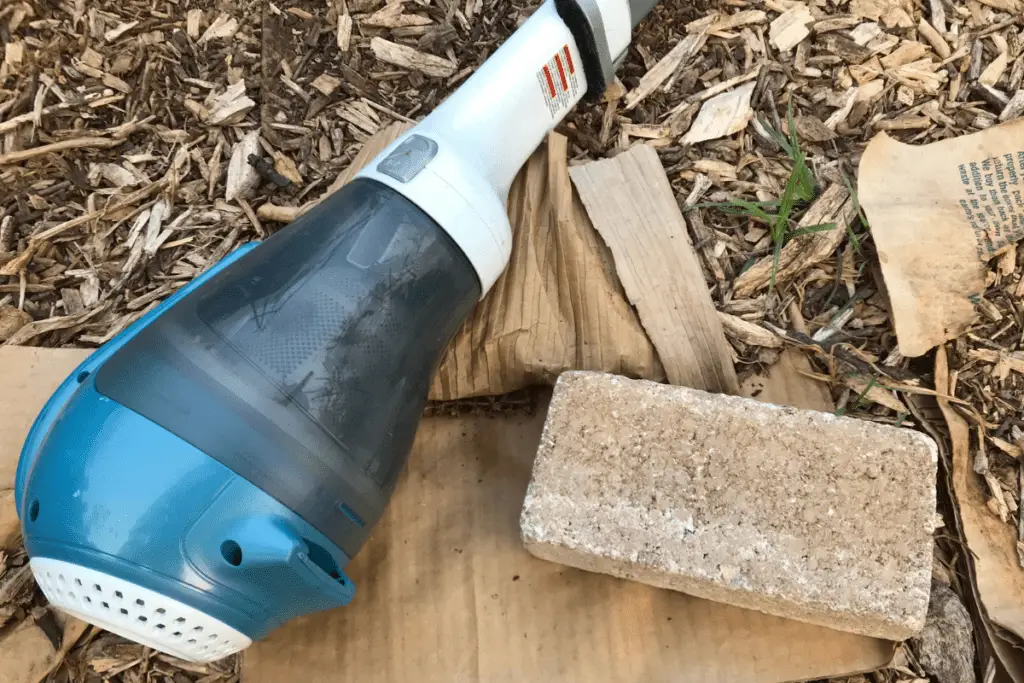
[[370, 37, 456, 78], [624, 28, 708, 111], [718, 312, 783, 348], [682, 81, 756, 144], [569, 145, 740, 394], [225, 131, 262, 201], [769, 4, 814, 52]]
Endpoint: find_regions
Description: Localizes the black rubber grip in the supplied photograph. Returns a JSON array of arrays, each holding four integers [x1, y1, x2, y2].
[[554, 0, 607, 101]]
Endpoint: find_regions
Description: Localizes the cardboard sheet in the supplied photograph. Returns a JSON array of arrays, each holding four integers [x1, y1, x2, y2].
[[245, 404, 891, 683], [859, 120, 1024, 356], [0, 347, 90, 550], [0, 347, 94, 683], [740, 347, 835, 413]]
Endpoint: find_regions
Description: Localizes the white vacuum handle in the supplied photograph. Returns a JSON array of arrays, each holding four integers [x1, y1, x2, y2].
[[355, 0, 644, 294]]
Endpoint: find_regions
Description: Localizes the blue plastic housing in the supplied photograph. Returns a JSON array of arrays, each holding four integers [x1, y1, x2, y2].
[[15, 244, 357, 639], [15, 179, 481, 642]]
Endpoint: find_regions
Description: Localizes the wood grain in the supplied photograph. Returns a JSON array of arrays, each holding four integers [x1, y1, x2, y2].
[[569, 144, 739, 394]]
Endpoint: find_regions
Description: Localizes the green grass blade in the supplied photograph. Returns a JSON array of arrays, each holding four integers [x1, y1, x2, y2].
[[769, 237, 783, 294], [852, 376, 878, 409], [729, 198, 779, 225], [840, 169, 866, 254], [690, 200, 782, 211], [757, 114, 794, 156], [789, 222, 837, 237]]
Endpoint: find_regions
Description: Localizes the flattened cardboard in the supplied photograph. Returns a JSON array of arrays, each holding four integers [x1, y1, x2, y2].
[[245, 406, 891, 683], [0, 348, 93, 683], [935, 346, 1024, 678], [0, 347, 90, 550], [740, 348, 835, 412]]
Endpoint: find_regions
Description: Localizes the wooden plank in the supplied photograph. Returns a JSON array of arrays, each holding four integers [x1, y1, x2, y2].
[[569, 145, 740, 394]]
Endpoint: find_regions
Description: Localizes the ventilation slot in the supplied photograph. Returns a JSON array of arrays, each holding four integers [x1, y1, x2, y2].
[[29, 557, 251, 663]]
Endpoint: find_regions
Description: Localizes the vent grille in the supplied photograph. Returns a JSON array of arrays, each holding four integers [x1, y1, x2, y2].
[[30, 557, 251, 663]]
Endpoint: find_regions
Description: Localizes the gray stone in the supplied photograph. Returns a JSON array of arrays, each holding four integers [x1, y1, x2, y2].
[[520, 372, 938, 640], [909, 581, 975, 683]]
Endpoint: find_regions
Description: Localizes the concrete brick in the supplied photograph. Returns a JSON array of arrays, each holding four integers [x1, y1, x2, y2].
[[520, 372, 938, 640]]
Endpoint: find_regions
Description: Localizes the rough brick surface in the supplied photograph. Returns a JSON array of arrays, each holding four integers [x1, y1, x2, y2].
[[520, 372, 938, 640]]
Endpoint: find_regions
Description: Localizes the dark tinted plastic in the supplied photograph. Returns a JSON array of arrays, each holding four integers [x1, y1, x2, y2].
[[96, 179, 480, 556]]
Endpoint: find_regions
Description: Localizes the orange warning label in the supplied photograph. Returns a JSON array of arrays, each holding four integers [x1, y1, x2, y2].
[[537, 45, 580, 118]]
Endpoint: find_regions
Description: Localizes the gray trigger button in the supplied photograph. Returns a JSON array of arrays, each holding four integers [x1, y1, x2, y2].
[[377, 135, 438, 183]]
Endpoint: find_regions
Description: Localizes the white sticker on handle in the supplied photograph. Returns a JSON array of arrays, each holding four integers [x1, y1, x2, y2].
[[536, 44, 582, 119]]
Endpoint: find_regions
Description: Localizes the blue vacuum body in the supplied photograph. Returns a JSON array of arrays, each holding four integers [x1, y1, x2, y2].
[[15, 179, 480, 660]]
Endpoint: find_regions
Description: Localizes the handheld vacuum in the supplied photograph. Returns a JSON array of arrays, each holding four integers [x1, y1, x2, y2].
[[16, 0, 657, 661]]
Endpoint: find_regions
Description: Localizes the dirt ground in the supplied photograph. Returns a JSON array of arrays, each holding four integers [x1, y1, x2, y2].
[[1, 0, 1023, 679]]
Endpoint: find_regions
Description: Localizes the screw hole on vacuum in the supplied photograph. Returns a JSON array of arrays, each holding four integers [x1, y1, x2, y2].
[[220, 540, 242, 566], [76, 371, 89, 384]]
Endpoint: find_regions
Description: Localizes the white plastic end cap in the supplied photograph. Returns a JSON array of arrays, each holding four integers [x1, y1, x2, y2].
[[30, 557, 251, 663]]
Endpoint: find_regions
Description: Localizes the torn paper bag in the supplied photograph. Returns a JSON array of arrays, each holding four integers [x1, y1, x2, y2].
[[431, 134, 664, 399], [859, 119, 1024, 357]]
